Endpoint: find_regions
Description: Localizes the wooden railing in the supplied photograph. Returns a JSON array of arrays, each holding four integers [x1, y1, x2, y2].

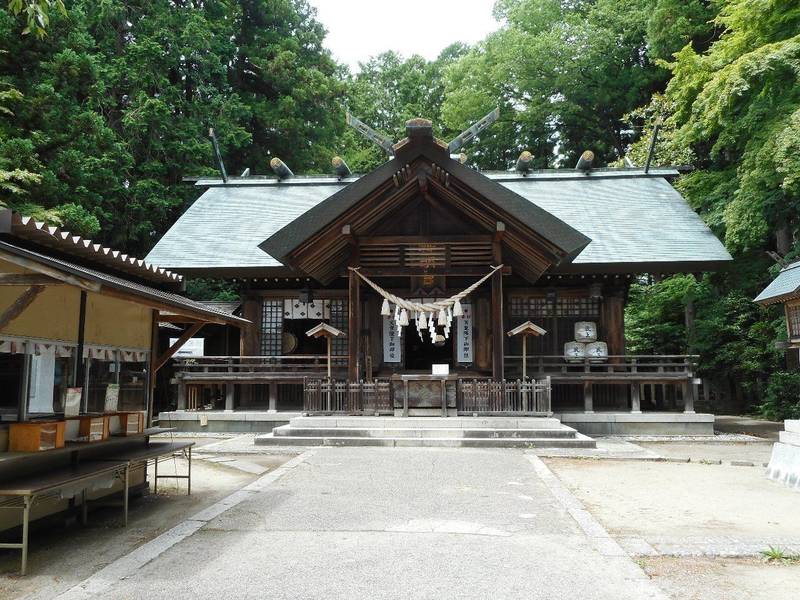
[[504, 355, 697, 381], [174, 355, 348, 381], [303, 379, 393, 415], [458, 378, 552, 416]]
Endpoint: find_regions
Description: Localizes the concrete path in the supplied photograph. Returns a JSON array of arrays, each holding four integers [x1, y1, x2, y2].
[[59, 448, 667, 599]]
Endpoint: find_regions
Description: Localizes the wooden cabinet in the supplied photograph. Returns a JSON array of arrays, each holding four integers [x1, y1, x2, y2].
[[108, 411, 145, 436], [9, 421, 66, 452], [65, 415, 109, 442]]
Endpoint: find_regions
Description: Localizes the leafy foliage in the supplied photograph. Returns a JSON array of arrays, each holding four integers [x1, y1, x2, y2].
[[7, 0, 65, 37], [760, 372, 800, 421]]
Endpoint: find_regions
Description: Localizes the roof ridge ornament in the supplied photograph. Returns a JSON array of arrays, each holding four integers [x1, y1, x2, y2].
[[447, 107, 500, 154], [346, 112, 396, 156]]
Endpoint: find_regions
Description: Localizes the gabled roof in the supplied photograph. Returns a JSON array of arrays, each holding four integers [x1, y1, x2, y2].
[[260, 147, 590, 271], [145, 169, 731, 276], [1, 209, 182, 286], [754, 260, 800, 305]]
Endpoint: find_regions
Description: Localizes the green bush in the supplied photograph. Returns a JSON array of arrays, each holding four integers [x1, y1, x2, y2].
[[759, 371, 800, 421]]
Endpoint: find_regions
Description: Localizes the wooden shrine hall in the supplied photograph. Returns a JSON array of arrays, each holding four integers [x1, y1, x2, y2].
[[148, 117, 732, 434]]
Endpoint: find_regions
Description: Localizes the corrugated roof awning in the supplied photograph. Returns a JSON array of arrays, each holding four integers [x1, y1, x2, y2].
[[0, 240, 251, 327]]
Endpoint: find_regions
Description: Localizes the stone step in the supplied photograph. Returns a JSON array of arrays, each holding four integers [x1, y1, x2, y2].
[[288, 416, 565, 430], [273, 426, 579, 439], [255, 433, 596, 449]]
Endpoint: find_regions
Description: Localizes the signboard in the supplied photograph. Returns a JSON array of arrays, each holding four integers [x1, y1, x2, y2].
[[383, 316, 401, 363], [456, 303, 473, 363], [432, 364, 449, 376], [170, 337, 204, 358]]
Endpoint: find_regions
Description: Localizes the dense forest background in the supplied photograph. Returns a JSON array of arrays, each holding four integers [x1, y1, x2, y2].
[[2, 0, 799, 416]]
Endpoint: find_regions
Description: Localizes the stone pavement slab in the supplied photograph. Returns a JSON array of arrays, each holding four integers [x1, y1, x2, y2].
[[91, 447, 667, 599]]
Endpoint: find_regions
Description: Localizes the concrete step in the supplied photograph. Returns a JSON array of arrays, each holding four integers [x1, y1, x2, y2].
[[287, 416, 565, 430], [255, 433, 596, 449], [273, 426, 580, 439]]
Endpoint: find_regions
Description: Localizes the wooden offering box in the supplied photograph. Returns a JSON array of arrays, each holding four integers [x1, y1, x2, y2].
[[9, 420, 66, 452], [108, 411, 145, 436], [65, 415, 110, 443]]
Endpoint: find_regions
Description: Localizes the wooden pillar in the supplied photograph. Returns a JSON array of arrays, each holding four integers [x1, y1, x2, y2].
[[491, 234, 504, 380], [348, 269, 360, 381], [268, 382, 278, 412], [225, 383, 234, 412], [177, 379, 187, 410], [73, 290, 87, 387], [239, 297, 260, 407], [602, 290, 626, 356], [583, 381, 593, 413], [147, 308, 159, 426], [683, 380, 695, 413], [631, 383, 641, 413]]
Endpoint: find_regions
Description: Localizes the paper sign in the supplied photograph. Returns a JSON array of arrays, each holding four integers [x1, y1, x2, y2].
[[432, 364, 449, 376], [170, 337, 204, 358], [456, 303, 473, 363], [383, 316, 401, 363], [64, 387, 82, 418], [104, 383, 120, 413]]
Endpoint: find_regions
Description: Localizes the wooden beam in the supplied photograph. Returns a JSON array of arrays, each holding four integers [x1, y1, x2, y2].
[[157, 314, 205, 324], [0, 274, 62, 285], [350, 266, 512, 278], [153, 322, 204, 373], [0, 249, 101, 292], [0, 285, 44, 329]]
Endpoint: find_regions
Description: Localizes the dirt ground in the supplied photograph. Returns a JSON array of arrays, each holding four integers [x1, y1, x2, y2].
[[543, 457, 800, 542], [642, 556, 800, 600], [0, 451, 294, 600]]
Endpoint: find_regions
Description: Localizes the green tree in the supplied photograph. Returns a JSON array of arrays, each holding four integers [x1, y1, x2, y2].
[[442, 0, 677, 169], [0, 0, 343, 252], [342, 46, 467, 172]]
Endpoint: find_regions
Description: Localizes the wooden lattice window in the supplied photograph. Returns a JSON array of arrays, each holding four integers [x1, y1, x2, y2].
[[787, 303, 800, 339], [556, 298, 600, 317], [330, 299, 348, 356], [261, 300, 283, 356], [510, 296, 600, 319]]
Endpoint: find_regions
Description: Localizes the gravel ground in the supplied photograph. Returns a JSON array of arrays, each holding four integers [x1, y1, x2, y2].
[[642, 556, 800, 600]]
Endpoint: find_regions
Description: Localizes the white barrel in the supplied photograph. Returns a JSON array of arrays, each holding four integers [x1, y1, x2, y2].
[[575, 321, 598, 342], [586, 341, 608, 362], [564, 342, 586, 362]]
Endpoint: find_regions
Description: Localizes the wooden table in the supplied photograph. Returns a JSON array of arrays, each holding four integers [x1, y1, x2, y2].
[[0, 460, 129, 575]]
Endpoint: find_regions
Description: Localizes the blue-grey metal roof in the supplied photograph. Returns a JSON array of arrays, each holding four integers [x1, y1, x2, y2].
[[754, 261, 800, 304], [146, 169, 732, 273]]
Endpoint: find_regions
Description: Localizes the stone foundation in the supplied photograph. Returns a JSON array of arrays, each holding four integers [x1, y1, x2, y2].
[[767, 419, 800, 490]]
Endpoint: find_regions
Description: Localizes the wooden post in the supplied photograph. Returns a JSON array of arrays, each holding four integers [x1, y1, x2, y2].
[[327, 336, 333, 379], [348, 269, 360, 382], [73, 290, 87, 387], [491, 237, 504, 380], [522, 333, 527, 380]]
